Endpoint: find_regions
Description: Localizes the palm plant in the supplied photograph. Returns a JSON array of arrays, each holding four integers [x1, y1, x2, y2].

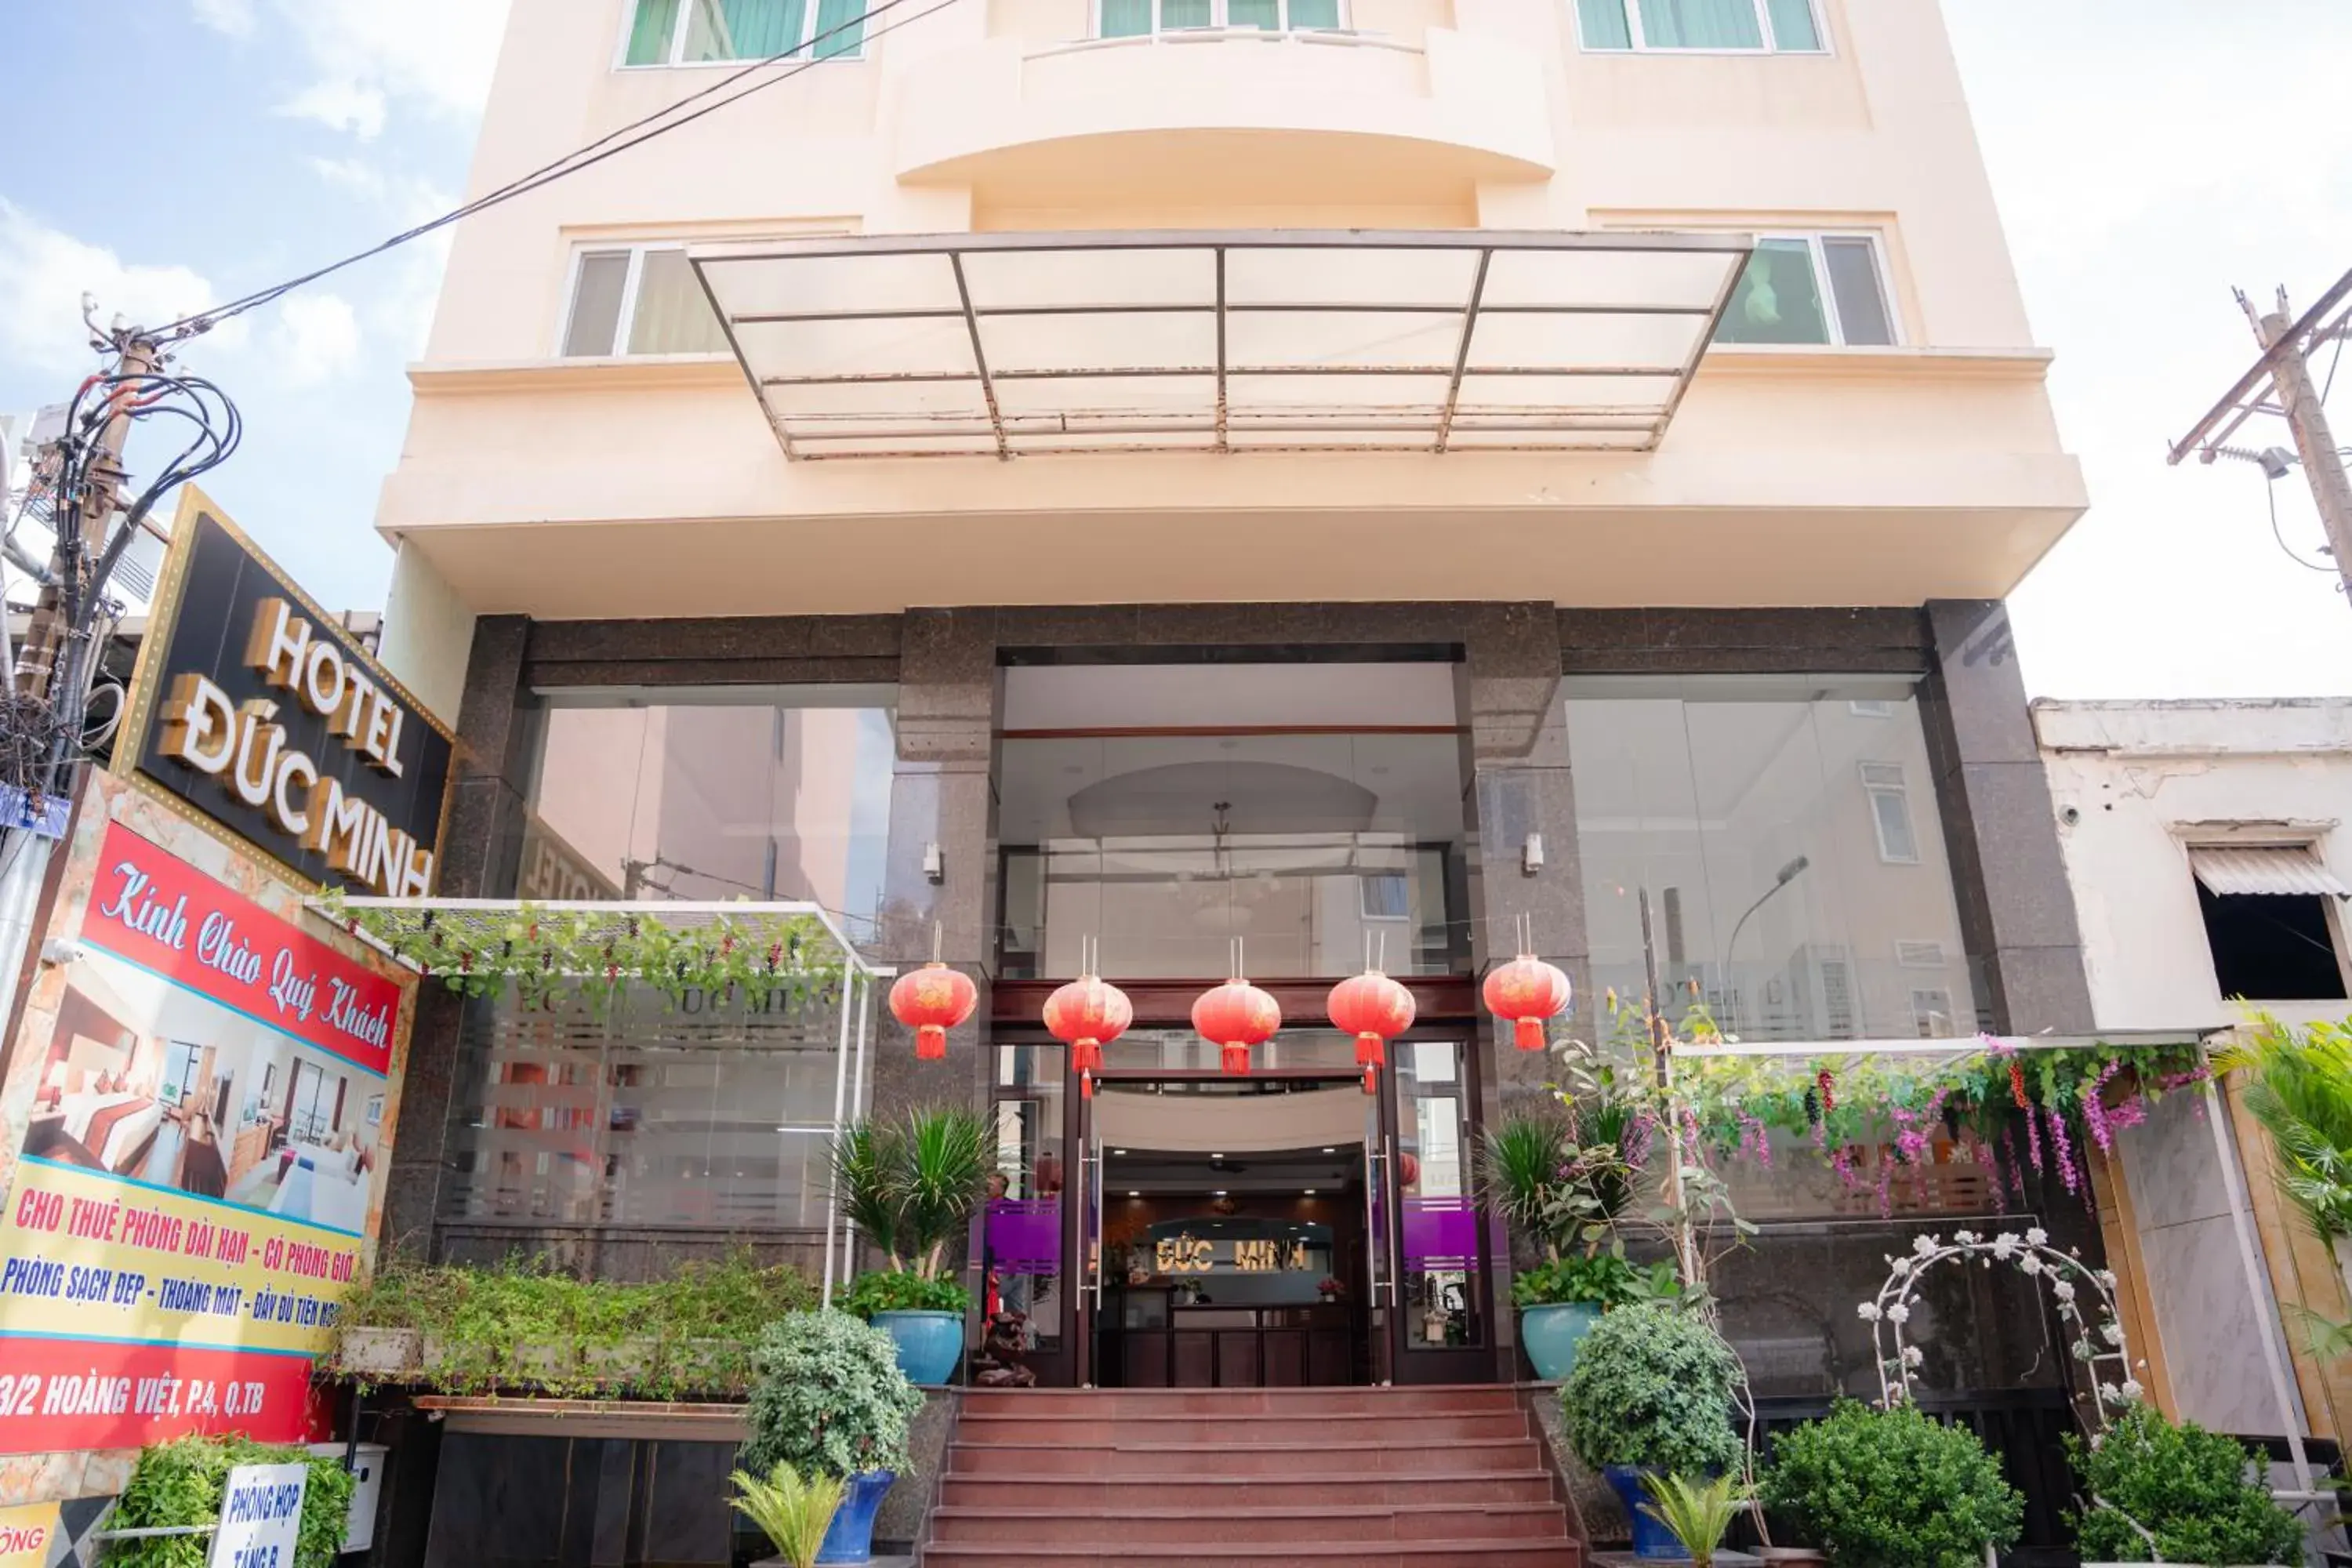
[[831, 1106, 993, 1279], [2216, 1015, 2352, 1354], [1481, 1111, 1632, 1263], [729, 1462, 845, 1568], [1638, 1472, 1751, 1568]]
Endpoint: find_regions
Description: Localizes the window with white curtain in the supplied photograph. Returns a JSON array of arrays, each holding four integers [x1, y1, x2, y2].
[[1713, 234, 1896, 347], [623, 0, 864, 64], [1575, 0, 1824, 53], [559, 245, 734, 358], [1098, 0, 1343, 37]]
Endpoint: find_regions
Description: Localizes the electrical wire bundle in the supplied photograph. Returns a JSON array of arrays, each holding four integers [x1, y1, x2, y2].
[[3, 334, 241, 805]]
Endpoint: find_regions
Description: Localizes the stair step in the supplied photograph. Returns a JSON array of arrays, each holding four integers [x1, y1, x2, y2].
[[930, 1502, 1570, 1546], [921, 1541, 1581, 1567], [953, 1410, 1530, 1443], [949, 1436, 1541, 1477], [960, 1387, 1520, 1417], [939, 1472, 1563, 1511]]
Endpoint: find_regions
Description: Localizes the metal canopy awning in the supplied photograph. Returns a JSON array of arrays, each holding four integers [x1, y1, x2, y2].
[[691, 230, 1752, 460], [2190, 844, 2351, 898]]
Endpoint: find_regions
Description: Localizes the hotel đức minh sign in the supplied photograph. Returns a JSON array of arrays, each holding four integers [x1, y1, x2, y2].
[[115, 488, 455, 898]]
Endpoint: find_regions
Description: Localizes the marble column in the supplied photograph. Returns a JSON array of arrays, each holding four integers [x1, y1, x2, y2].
[[385, 614, 532, 1255], [873, 608, 1000, 1123], [1920, 600, 2095, 1034], [1458, 603, 1583, 1376]]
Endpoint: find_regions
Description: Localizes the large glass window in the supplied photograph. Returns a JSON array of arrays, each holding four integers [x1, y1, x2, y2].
[[1566, 677, 1980, 1042], [518, 686, 895, 942], [996, 662, 1465, 981], [624, 0, 864, 64], [988, 1045, 1068, 1352], [1713, 235, 1896, 347], [1098, 0, 1343, 38], [1576, 0, 1824, 53], [1396, 1040, 1483, 1351], [559, 246, 734, 358], [440, 986, 855, 1230]]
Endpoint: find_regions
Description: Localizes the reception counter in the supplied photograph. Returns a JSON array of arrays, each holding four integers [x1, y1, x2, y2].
[[1105, 1289, 1356, 1388]]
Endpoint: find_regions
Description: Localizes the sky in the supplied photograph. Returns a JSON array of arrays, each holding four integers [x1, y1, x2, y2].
[[0, 1, 2348, 699]]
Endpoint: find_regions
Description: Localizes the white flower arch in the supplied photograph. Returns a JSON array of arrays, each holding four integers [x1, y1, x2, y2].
[[1858, 1229, 2140, 1423]]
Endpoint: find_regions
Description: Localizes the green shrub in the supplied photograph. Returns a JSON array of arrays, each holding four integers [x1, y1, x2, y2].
[[1761, 1402, 2021, 1568], [323, 1249, 815, 1398], [839, 1271, 971, 1319], [1512, 1252, 1682, 1309], [2067, 1404, 2303, 1565], [742, 1310, 925, 1480], [104, 1435, 356, 1568], [1559, 1301, 1741, 1474]]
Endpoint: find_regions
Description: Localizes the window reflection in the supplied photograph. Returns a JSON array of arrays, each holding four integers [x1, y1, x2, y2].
[[997, 733, 1467, 979], [1565, 677, 1980, 1042], [517, 687, 895, 940]]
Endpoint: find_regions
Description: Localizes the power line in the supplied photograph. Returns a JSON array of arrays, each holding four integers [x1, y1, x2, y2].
[[2266, 475, 2338, 575], [154, 0, 961, 341]]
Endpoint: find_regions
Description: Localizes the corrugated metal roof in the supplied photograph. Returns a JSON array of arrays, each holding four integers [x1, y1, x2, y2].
[[2189, 844, 2351, 898]]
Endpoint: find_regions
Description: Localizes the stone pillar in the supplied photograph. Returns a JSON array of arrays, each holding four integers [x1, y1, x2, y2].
[[1921, 600, 2094, 1034], [384, 614, 531, 1256], [873, 608, 1000, 1124], [1458, 603, 1581, 1377]]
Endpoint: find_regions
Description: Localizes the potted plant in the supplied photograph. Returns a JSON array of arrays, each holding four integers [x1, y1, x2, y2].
[[2067, 1404, 2304, 1566], [107, 1435, 358, 1566], [1639, 1473, 1751, 1568], [731, 1462, 847, 1568], [742, 1310, 924, 1566], [833, 1105, 992, 1384], [1484, 1109, 1635, 1381], [1559, 1301, 1743, 1559], [1761, 1401, 2022, 1568]]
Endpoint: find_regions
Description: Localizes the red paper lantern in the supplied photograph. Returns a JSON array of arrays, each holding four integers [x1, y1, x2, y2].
[[1192, 978, 1280, 1076], [1327, 970, 1415, 1068], [890, 961, 977, 1060], [1483, 954, 1571, 1052], [1044, 975, 1133, 1100]]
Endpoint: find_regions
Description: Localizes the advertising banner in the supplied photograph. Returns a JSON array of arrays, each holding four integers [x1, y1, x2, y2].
[[0, 777, 413, 1455], [0, 1502, 59, 1567], [207, 1462, 307, 1568]]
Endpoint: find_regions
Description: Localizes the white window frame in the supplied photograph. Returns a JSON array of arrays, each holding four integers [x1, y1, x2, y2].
[[1849, 699, 1894, 718], [1909, 987, 1955, 1038], [1092, 0, 1352, 39], [615, 0, 862, 68], [1575, 0, 1830, 56], [1860, 760, 1919, 866], [1722, 231, 1900, 349], [555, 242, 733, 360]]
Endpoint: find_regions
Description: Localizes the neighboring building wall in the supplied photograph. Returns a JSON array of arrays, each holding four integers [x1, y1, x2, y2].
[[2038, 696, 2352, 1446], [2038, 698, 2352, 1033]]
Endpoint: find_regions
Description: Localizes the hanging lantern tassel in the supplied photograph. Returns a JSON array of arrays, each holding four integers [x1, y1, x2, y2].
[[1045, 968, 1133, 1095], [1361, 1062, 1379, 1097], [890, 960, 978, 1061], [1192, 977, 1281, 1078], [1327, 969, 1414, 1069], [1483, 952, 1573, 1053]]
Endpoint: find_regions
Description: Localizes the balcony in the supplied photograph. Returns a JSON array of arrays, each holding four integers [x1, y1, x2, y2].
[[891, 27, 1554, 204]]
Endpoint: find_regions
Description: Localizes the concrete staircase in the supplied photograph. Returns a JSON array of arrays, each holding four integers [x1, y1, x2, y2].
[[924, 1386, 1583, 1568]]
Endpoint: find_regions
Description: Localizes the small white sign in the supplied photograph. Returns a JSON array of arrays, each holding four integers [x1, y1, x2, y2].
[[209, 1462, 308, 1568]]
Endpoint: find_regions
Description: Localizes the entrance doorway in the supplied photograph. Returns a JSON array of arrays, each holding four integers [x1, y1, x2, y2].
[[982, 1025, 1493, 1388], [1094, 1136, 1364, 1387]]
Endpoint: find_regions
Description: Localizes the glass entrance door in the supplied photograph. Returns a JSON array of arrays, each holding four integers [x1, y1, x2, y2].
[[1363, 1086, 1398, 1385]]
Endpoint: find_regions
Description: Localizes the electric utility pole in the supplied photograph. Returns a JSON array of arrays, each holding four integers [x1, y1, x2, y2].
[[16, 332, 157, 701], [2170, 267, 2352, 609]]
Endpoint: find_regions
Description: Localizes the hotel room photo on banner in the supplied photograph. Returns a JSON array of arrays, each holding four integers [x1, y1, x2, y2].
[[0, 777, 415, 1454], [23, 946, 384, 1230]]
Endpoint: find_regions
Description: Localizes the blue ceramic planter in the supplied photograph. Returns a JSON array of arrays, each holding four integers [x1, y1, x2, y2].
[[1603, 1465, 1682, 1559], [814, 1469, 895, 1564], [872, 1308, 962, 1385], [1519, 1301, 1602, 1382]]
